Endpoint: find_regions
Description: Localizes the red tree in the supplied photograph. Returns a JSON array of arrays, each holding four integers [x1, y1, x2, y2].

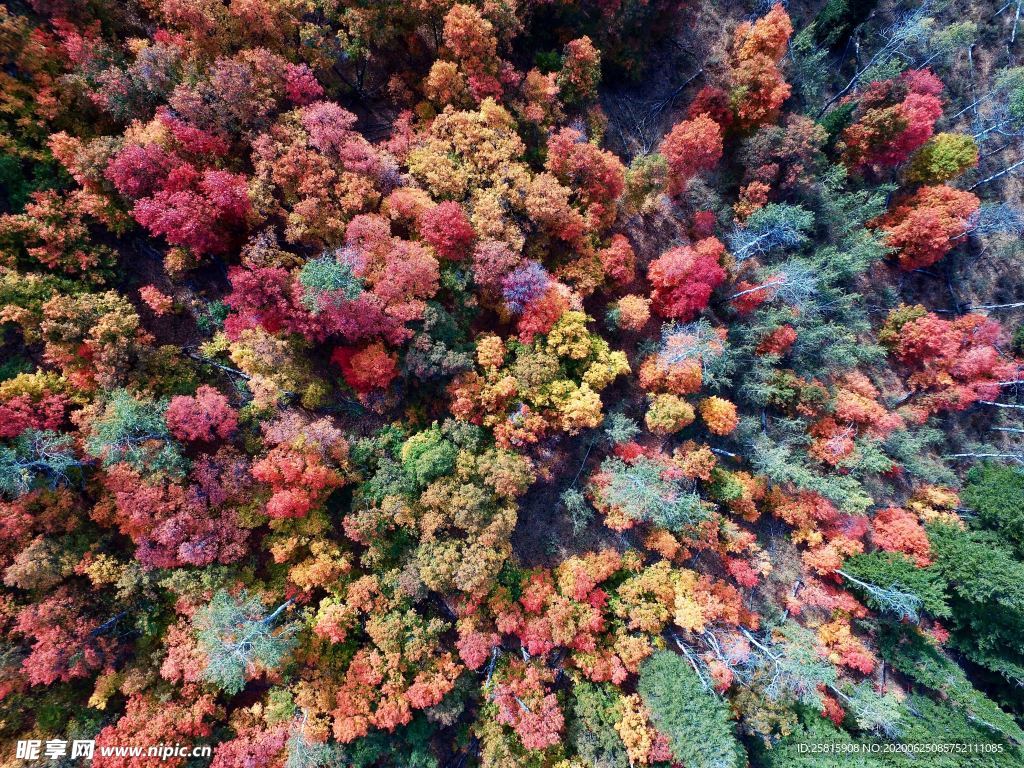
[[647, 237, 727, 320], [660, 114, 723, 195], [840, 70, 944, 170], [332, 343, 400, 394], [491, 659, 564, 750], [730, 4, 793, 130], [598, 234, 637, 286], [546, 128, 626, 232], [871, 507, 932, 566], [419, 201, 475, 260], [132, 165, 250, 256], [165, 386, 238, 443], [882, 306, 1014, 416], [99, 455, 251, 569], [93, 694, 216, 768], [0, 391, 69, 439], [872, 185, 979, 270], [15, 588, 117, 685]]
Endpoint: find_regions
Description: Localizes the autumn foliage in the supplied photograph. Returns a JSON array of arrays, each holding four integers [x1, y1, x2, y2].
[[872, 184, 980, 270], [660, 114, 724, 195], [647, 237, 727, 320], [1, 0, 1020, 765]]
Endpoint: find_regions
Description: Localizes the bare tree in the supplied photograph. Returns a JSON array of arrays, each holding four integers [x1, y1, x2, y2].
[[728, 260, 820, 309], [818, 1, 945, 116], [727, 204, 814, 262], [837, 569, 924, 622]]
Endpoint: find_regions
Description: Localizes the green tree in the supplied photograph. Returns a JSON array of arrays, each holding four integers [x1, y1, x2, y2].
[[194, 590, 297, 696], [840, 552, 950, 621], [0, 429, 81, 498], [400, 426, 458, 489], [598, 455, 707, 531], [727, 204, 814, 262], [299, 252, 363, 313], [638, 650, 746, 768], [963, 464, 1024, 554], [560, 487, 593, 536], [83, 389, 187, 477], [567, 681, 629, 768], [927, 523, 1024, 692], [877, 622, 1024, 744], [603, 412, 640, 445]]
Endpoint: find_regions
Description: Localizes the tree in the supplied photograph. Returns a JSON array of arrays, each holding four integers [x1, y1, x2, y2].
[[906, 133, 979, 183], [591, 454, 707, 532], [928, 522, 1024, 686], [194, 590, 297, 695], [400, 426, 458, 489], [332, 343, 400, 394], [829, 67, 943, 164], [648, 237, 726, 321], [880, 306, 1012, 415], [39, 290, 151, 389], [93, 694, 217, 768], [0, 189, 117, 278], [132, 166, 250, 256], [251, 416, 349, 518], [210, 720, 290, 768], [425, 60, 470, 107], [84, 389, 187, 477], [0, 429, 81, 499], [165, 386, 237, 443], [0, 373, 70, 440], [558, 37, 601, 105], [870, 506, 932, 566], [729, 4, 793, 130], [660, 114, 723, 196], [299, 253, 363, 313], [105, 143, 184, 200], [645, 393, 696, 435], [419, 201, 474, 261], [490, 658, 564, 751], [14, 587, 118, 685], [738, 114, 826, 194], [545, 128, 626, 233], [501, 261, 550, 314], [638, 650, 746, 768], [283, 729, 347, 768], [567, 681, 629, 768], [727, 203, 814, 261], [139, 285, 173, 316], [968, 67, 1024, 145], [963, 464, 1024, 553], [699, 396, 739, 435], [608, 294, 650, 331], [642, 320, 731, 395], [873, 185, 980, 270], [877, 622, 1024, 744], [598, 234, 637, 287], [615, 693, 672, 766], [250, 102, 386, 247], [442, 4, 500, 100], [840, 552, 949, 621], [756, 324, 797, 356], [101, 451, 251, 569]]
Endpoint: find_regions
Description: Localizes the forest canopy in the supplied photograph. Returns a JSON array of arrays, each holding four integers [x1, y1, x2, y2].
[[2, 0, 1024, 766]]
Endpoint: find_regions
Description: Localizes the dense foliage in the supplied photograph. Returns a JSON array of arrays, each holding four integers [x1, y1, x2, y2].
[[2, 0, 1024, 765]]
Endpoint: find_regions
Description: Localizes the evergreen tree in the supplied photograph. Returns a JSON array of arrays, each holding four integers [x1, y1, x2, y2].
[[638, 650, 746, 768], [194, 590, 297, 696]]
